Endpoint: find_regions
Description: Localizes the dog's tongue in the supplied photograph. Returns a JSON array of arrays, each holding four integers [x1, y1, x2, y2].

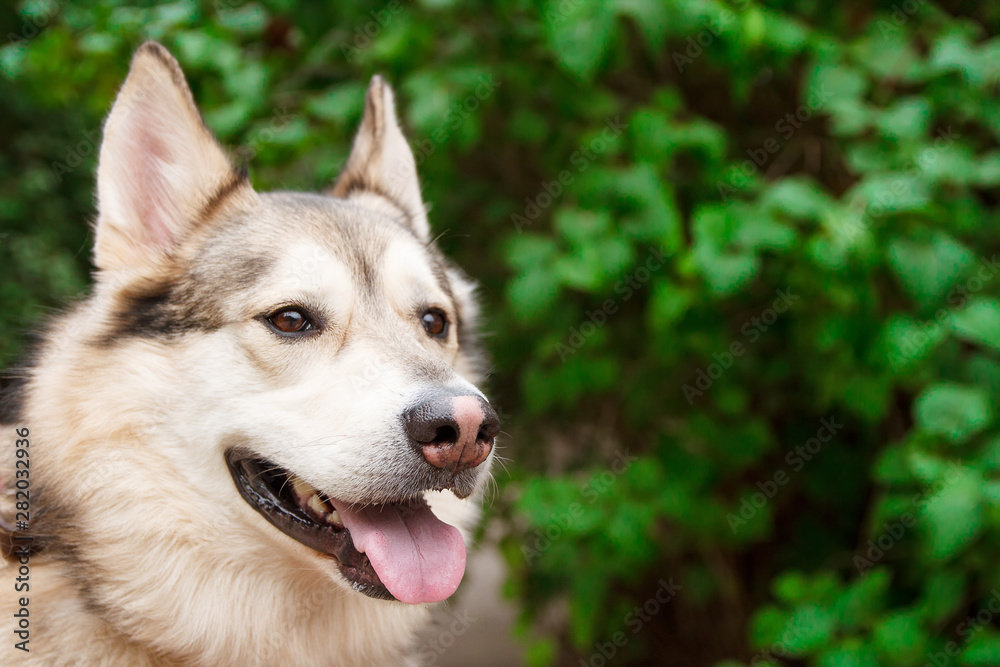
[[329, 498, 466, 604]]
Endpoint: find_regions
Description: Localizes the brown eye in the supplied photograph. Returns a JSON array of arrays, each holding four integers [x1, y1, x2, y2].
[[421, 308, 448, 339], [266, 308, 314, 335]]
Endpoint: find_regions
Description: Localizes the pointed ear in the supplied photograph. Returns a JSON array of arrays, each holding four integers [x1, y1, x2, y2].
[[328, 76, 430, 239], [94, 42, 253, 271]]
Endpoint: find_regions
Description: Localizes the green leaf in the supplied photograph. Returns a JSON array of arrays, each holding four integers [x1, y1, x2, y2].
[[700, 253, 758, 295], [750, 605, 791, 650], [629, 108, 672, 164], [524, 638, 558, 667], [879, 315, 948, 372], [554, 208, 611, 245], [809, 61, 868, 101], [305, 83, 367, 124], [764, 12, 809, 52], [917, 571, 966, 624], [614, 0, 668, 53], [690, 205, 761, 295], [783, 605, 838, 655], [817, 639, 879, 667], [773, 571, 810, 603], [507, 268, 560, 322], [873, 612, 926, 663], [761, 178, 833, 220], [543, 0, 617, 80], [949, 298, 1000, 352], [851, 172, 932, 216], [961, 630, 1000, 665], [647, 281, 692, 330], [887, 233, 974, 307], [914, 383, 992, 444], [875, 97, 931, 141], [836, 570, 891, 626], [506, 234, 558, 271], [929, 31, 993, 87], [921, 468, 983, 560], [216, 2, 268, 34]]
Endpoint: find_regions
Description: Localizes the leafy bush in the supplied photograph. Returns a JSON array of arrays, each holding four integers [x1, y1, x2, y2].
[[3, 1, 1000, 665]]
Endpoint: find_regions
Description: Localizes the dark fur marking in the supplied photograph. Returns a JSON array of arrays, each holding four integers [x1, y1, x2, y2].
[[0, 372, 28, 425], [224, 254, 270, 290], [366, 82, 383, 139], [139, 42, 186, 89], [357, 254, 380, 297], [97, 251, 271, 346], [115, 284, 186, 339], [197, 170, 249, 224], [97, 280, 203, 345]]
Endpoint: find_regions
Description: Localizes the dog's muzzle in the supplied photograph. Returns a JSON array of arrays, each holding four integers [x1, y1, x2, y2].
[[223, 391, 500, 606]]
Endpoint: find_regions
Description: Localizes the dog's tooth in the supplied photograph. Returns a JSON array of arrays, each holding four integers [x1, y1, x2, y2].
[[290, 476, 314, 504], [327, 510, 342, 526], [307, 493, 327, 517]]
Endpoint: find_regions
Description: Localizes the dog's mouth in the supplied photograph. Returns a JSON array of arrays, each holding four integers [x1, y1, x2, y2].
[[224, 449, 466, 605]]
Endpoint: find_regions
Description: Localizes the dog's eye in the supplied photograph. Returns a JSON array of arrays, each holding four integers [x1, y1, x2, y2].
[[266, 308, 314, 335], [420, 308, 449, 339]]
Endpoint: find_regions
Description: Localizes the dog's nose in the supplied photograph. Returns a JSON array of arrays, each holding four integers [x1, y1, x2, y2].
[[404, 394, 500, 472]]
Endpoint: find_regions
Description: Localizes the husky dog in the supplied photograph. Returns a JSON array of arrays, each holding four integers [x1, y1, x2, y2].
[[0, 42, 500, 666]]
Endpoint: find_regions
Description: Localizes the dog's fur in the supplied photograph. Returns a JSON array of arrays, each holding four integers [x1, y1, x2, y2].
[[0, 42, 495, 666]]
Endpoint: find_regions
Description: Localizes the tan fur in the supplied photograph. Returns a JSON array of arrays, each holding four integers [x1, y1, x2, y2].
[[0, 43, 492, 666]]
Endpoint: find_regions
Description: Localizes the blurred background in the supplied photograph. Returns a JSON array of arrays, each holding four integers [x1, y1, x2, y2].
[[2, 1, 1000, 665]]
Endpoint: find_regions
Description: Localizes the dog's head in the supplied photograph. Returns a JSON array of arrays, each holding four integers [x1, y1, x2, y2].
[[89, 42, 497, 605]]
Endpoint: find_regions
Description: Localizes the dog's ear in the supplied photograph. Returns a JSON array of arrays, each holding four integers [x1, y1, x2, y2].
[[328, 76, 430, 240], [94, 41, 253, 271]]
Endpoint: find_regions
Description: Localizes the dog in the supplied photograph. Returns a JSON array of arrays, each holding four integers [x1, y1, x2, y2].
[[0, 41, 500, 666]]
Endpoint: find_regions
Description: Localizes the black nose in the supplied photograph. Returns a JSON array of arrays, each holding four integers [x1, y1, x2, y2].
[[403, 393, 500, 472]]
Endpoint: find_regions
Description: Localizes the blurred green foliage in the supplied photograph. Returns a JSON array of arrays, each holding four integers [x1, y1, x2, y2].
[[3, 1, 1000, 665]]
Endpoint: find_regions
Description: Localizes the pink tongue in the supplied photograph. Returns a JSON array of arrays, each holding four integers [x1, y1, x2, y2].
[[329, 499, 466, 604]]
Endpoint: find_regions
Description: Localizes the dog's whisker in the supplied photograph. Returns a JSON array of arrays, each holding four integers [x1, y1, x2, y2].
[[471, 364, 497, 385], [492, 456, 512, 478]]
